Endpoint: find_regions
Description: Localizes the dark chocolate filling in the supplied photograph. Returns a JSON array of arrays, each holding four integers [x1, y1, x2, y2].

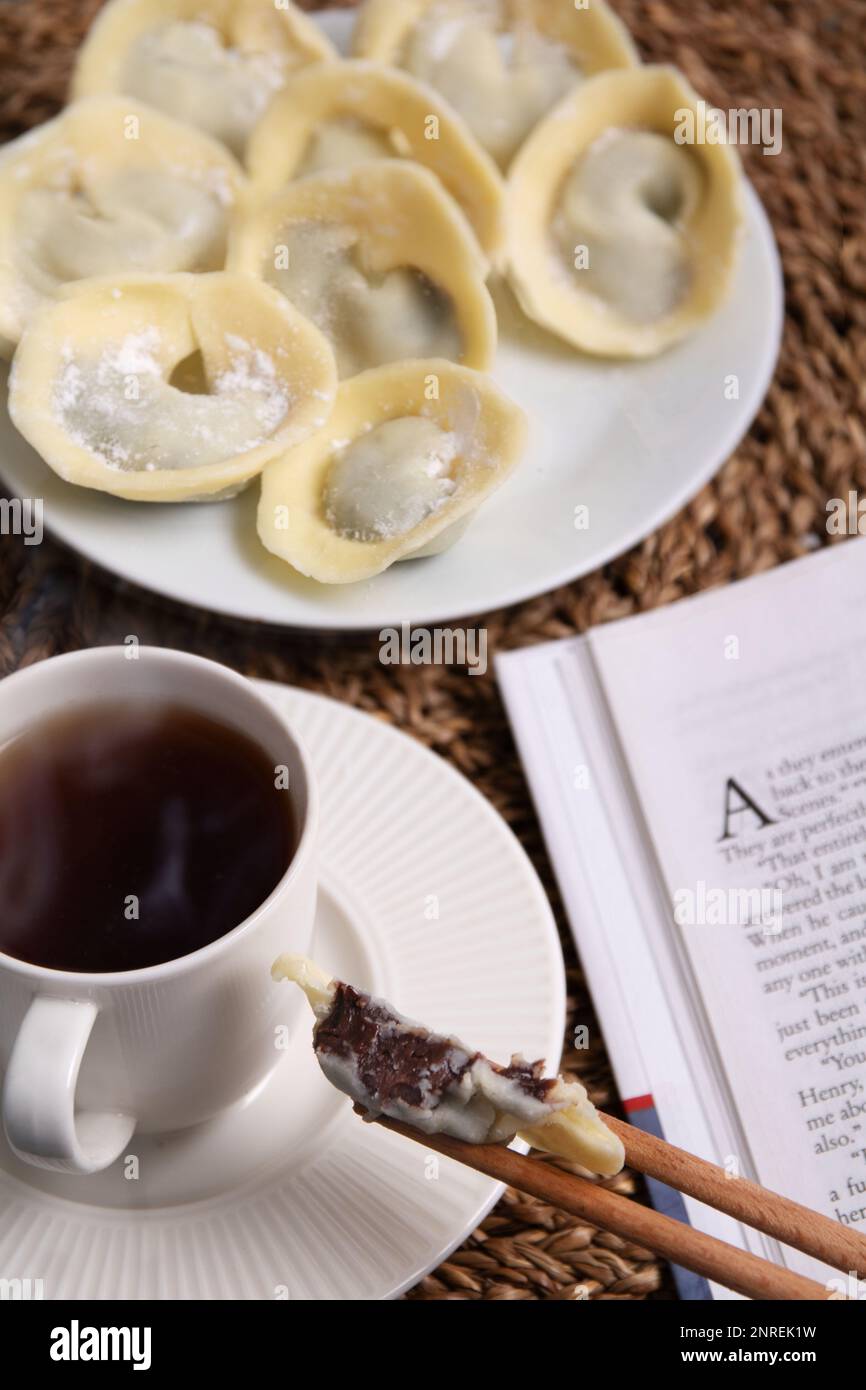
[[315, 983, 556, 1110]]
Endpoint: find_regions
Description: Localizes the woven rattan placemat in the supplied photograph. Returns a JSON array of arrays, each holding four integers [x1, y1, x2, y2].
[[0, 0, 862, 1301]]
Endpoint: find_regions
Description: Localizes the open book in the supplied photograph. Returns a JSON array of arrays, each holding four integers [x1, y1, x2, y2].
[[497, 539, 866, 1300]]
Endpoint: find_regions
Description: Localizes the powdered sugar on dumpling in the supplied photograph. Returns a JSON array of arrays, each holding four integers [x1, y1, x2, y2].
[[18, 170, 228, 298], [72, 0, 335, 159], [256, 359, 525, 583], [8, 271, 337, 502], [402, 0, 579, 166], [53, 328, 292, 473], [127, 21, 288, 158], [268, 220, 461, 381], [0, 98, 245, 356], [324, 416, 459, 542]]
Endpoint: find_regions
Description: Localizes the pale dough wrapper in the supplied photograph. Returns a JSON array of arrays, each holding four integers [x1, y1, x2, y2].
[[228, 161, 497, 380], [272, 954, 625, 1177], [245, 59, 506, 266], [257, 358, 526, 583], [9, 271, 337, 503], [72, 0, 336, 158], [0, 97, 245, 357], [506, 66, 744, 358], [352, 0, 638, 168]]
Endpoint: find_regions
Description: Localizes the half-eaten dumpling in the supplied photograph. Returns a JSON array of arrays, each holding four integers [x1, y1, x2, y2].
[[229, 162, 497, 380], [258, 359, 526, 582], [506, 67, 744, 357], [0, 97, 245, 358], [273, 953, 625, 1175], [8, 271, 337, 503], [72, 0, 336, 158], [246, 59, 506, 265], [352, 0, 638, 167]]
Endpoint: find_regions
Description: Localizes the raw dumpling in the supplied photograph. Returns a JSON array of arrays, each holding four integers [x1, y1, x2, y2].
[[0, 98, 244, 357], [8, 272, 337, 502], [258, 359, 527, 582], [246, 60, 506, 264], [229, 162, 497, 380], [353, 0, 638, 167], [72, 0, 336, 158], [506, 67, 744, 357]]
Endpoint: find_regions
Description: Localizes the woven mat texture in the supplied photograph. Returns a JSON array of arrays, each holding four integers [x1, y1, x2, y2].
[[0, 0, 863, 1301]]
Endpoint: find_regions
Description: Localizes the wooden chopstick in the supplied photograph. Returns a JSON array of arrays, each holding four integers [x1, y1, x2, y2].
[[363, 1111, 835, 1300], [602, 1111, 866, 1281]]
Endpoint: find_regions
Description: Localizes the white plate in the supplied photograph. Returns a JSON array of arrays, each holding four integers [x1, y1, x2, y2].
[[0, 682, 564, 1300], [0, 9, 783, 630]]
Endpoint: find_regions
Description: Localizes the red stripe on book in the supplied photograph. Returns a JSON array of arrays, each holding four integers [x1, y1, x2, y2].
[[623, 1094, 654, 1114]]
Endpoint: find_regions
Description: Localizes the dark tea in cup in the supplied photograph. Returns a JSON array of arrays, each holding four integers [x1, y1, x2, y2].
[[0, 702, 296, 973]]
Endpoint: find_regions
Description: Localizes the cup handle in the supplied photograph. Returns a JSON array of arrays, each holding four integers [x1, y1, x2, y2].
[[2, 997, 136, 1174]]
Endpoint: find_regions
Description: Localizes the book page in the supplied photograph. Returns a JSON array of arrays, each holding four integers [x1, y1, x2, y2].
[[587, 540, 866, 1286]]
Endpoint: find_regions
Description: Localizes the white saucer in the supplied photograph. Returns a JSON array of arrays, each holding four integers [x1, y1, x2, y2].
[[0, 9, 784, 631], [0, 683, 564, 1299]]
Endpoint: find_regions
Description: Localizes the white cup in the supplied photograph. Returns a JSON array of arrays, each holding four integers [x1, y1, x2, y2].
[[0, 646, 317, 1175]]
